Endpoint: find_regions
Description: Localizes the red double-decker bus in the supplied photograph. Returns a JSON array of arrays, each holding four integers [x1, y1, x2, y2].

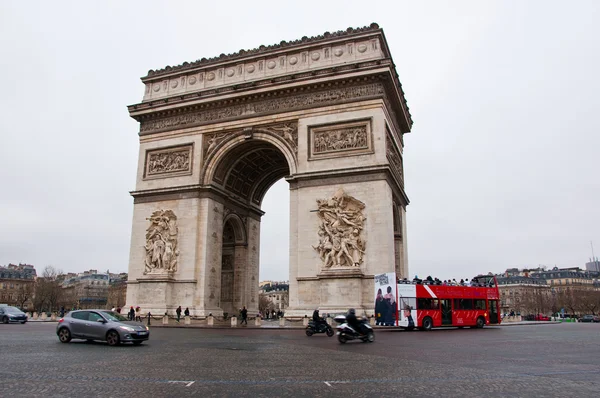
[[397, 275, 501, 330]]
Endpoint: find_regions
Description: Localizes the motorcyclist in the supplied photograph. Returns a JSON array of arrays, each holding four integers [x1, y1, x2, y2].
[[346, 308, 365, 335], [312, 309, 327, 332]]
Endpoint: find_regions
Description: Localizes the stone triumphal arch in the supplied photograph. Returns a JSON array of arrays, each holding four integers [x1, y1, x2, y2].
[[124, 23, 413, 316]]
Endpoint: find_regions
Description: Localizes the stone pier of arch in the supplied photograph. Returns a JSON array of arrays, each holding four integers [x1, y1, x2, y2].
[[123, 23, 413, 317]]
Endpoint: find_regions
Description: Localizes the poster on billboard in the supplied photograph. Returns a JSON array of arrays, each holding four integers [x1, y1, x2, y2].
[[397, 284, 417, 329], [374, 272, 397, 326]]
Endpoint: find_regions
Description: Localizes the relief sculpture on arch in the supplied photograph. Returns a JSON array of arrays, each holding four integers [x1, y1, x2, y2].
[[313, 188, 367, 269], [144, 210, 179, 275]]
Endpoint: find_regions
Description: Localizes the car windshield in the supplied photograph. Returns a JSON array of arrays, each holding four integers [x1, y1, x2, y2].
[[4, 306, 24, 314], [100, 311, 129, 322]]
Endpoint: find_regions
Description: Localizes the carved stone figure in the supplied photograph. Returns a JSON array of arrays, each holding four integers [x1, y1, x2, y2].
[[260, 123, 298, 153], [313, 188, 366, 268], [144, 210, 180, 274]]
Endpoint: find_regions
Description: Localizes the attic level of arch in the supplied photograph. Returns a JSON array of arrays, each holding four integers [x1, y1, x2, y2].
[[128, 69, 412, 138]]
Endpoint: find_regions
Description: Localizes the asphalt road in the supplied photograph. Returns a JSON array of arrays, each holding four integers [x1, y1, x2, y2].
[[0, 322, 599, 397]]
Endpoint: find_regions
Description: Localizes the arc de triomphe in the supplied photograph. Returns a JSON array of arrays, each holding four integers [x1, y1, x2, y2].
[[124, 23, 413, 316]]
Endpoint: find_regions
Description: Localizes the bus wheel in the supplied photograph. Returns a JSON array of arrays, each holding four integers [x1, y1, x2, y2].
[[476, 317, 485, 328], [422, 317, 433, 331]]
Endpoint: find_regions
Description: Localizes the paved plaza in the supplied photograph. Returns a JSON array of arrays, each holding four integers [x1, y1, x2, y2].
[[1, 322, 599, 397]]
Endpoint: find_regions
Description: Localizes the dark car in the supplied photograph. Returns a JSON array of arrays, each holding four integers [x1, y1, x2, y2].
[[0, 306, 28, 324], [580, 315, 600, 323], [56, 310, 149, 346]]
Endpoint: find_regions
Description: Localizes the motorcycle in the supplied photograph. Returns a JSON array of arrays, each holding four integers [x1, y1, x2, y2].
[[305, 319, 334, 337], [334, 315, 375, 344]]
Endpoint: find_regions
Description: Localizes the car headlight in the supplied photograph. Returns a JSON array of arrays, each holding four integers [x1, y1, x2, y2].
[[119, 326, 135, 332], [144, 325, 149, 331]]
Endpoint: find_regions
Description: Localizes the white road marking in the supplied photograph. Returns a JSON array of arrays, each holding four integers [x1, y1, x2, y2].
[[168, 380, 195, 387], [324, 382, 332, 387]]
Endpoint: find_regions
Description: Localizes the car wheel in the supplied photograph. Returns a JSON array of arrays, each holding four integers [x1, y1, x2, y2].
[[2, 316, 8, 324], [106, 330, 120, 346], [58, 327, 72, 343], [422, 317, 433, 331], [476, 317, 485, 328], [133, 341, 143, 346]]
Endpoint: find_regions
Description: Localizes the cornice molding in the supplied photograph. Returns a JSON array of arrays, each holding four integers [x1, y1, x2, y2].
[[145, 23, 383, 79]]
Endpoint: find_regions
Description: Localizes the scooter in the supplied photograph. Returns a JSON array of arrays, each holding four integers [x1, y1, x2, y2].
[[334, 315, 375, 344], [305, 319, 334, 337]]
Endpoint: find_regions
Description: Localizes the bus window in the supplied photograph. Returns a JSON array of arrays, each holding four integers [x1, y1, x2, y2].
[[417, 298, 439, 310], [453, 298, 473, 310], [399, 297, 416, 311], [474, 299, 486, 310]]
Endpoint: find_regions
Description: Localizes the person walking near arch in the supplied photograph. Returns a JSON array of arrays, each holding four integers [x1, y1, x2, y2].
[[241, 306, 248, 325], [176, 306, 182, 322]]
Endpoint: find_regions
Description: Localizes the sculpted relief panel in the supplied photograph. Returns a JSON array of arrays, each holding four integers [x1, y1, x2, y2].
[[144, 145, 192, 179], [144, 210, 180, 274], [313, 188, 366, 269], [386, 132, 404, 187], [309, 120, 372, 160]]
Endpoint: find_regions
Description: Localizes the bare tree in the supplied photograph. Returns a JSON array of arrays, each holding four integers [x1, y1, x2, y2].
[[579, 290, 600, 315], [15, 282, 35, 311], [33, 266, 65, 313], [259, 294, 273, 314]]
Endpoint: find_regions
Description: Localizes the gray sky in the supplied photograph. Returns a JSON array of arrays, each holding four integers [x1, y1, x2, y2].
[[1, 1, 598, 282]]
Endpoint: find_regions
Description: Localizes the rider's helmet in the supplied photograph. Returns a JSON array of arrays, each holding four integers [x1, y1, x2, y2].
[[348, 308, 356, 315]]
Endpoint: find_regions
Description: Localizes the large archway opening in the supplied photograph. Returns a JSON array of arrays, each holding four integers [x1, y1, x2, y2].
[[209, 137, 293, 315]]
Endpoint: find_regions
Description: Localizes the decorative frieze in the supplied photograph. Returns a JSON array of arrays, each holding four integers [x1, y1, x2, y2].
[[386, 132, 404, 187], [140, 82, 384, 134], [309, 119, 372, 160], [144, 145, 192, 179]]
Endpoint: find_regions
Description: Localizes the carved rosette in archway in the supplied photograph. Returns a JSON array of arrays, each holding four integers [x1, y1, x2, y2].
[[313, 188, 367, 269], [202, 121, 298, 166], [144, 210, 180, 275]]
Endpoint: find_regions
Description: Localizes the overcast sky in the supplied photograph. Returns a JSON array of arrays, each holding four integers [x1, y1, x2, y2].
[[1, 1, 598, 282]]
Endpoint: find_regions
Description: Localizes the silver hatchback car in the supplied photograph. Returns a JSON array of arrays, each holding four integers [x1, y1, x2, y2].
[[56, 310, 149, 346]]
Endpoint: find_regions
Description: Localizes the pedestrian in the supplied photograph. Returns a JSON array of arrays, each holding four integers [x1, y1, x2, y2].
[[176, 306, 182, 322], [129, 306, 135, 321], [116, 307, 121, 314], [111, 306, 116, 312], [241, 306, 248, 325], [184, 307, 190, 317], [135, 306, 141, 322]]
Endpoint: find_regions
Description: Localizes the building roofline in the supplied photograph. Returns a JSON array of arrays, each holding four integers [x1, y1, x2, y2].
[[145, 23, 385, 78]]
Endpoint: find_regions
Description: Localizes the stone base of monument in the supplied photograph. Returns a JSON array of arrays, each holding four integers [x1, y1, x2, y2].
[[162, 315, 169, 325], [231, 316, 237, 327], [184, 316, 191, 325], [303, 317, 309, 326], [254, 316, 261, 326], [286, 267, 370, 317], [207, 316, 214, 326], [279, 317, 285, 327]]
